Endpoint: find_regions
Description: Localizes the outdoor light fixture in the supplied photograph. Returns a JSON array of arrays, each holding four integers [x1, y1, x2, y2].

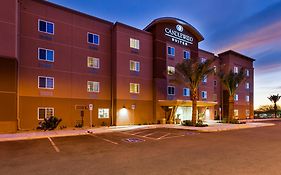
[[122, 105, 126, 109]]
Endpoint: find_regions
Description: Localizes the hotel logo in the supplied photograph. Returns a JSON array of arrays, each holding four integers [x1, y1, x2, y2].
[[164, 24, 193, 46]]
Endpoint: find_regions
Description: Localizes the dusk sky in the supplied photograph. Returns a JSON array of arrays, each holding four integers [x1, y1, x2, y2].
[[49, 0, 281, 109]]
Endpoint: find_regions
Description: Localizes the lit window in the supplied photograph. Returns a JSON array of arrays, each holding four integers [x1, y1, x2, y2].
[[167, 86, 175, 95], [202, 91, 207, 99], [38, 76, 54, 89], [202, 75, 207, 83], [234, 94, 239, 101], [167, 66, 175, 75], [246, 95, 250, 102], [246, 69, 250, 76], [98, 108, 109, 118], [183, 50, 190, 59], [88, 32, 99, 45], [38, 19, 54, 34], [234, 66, 239, 74], [87, 57, 99, 69], [167, 46, 175, 56], [38, 48, 54, 62], [246, 82, 250, 89], [87, 81, 99, 92], [234, 109, 239, 117], [130, 60, 140, 72], [38, 107, 54, 120], [183, 88, 190, 97], [130, 38, 140, 49], [130, 83, 140, 93], [201, 58, 206, 63]]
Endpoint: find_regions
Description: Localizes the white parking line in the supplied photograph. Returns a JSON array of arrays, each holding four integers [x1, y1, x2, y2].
[[120, 132, 157, 140], [48, 137, 60, 153], [159, 135, 185, 140], [143, 132, 157, 137], [157, 133, 170, 140], [131, 130, 151, 135], [90, 135, 119, 145]]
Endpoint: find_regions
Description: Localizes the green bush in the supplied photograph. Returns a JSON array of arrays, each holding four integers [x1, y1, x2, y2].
[[37, 116, 62, 131], [195, 120, 208, 127], [101, 121, 107, 126], [181, 120, 193, 126]]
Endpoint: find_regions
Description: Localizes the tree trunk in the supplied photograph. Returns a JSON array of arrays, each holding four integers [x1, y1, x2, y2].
[[191, 89, 197, 125], [228, 95, 234, 123], [274, 103, 277, 118]]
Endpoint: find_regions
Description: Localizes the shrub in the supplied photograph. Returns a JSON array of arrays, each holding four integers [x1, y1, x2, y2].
[[195, 120, 208, 127], [37, 116, 62, 131], [101, 121, 107, 126], [181, 120, 193, 126]]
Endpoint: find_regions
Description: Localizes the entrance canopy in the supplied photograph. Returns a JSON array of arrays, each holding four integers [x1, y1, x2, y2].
[[158, 100, 217, 107]]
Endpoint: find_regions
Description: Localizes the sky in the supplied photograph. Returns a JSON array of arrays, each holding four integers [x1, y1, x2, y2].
[[49, 0, 281, 109]]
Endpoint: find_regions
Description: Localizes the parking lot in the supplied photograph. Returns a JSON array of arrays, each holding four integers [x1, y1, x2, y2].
[[1, 122, 281, 175]]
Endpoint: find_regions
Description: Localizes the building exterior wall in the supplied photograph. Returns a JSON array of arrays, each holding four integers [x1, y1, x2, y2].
[[0, 0, 255, 132]]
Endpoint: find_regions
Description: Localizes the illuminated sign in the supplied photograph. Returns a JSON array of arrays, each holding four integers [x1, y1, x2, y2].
[[164, 24, 193, 46]]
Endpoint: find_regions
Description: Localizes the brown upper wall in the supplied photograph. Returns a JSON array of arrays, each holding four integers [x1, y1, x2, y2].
[[0, 0, 17, 59]]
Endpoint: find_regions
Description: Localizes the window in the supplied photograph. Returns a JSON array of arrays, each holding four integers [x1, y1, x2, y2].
[[234, 94, 239, 101], [167, 46, 175, 56], [38, 19, 54, 34], [88, 32, 99, 45], [202, 91, 207, 99], [213, 66, 217, 74], [167, 86, 175, 95], [213, 94, 217, 101], [202, 76, 207, 83], [201, 58, 206, 63], [98, 108, 109, 118], [38, 48, 54, 62], [167, 66, 175, 75], [234, 109, 239, 117], [87, 81, 99, 92], [234, 66, 239, 74], [246, 69, 250, 77], [183, 50, 190, 59], [214, 80, 217, 86], [130, 38, 140, 49], [130, 83, 140, 93], [246, 109, 250, 117], [246, 82, 250, 89], [183, 88, 190, 97], [38, 76, 54, 89], [38, 107, 54, 120], [130, 60, 140, 72], [246, 95, 250, 102], [87, 57, 99, 69]]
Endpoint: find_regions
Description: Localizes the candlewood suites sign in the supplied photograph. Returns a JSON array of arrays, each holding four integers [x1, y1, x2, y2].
[[164, 24, 194, 46]]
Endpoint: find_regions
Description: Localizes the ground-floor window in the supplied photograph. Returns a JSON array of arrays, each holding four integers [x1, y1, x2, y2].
[[38, 107, 54, 120], [98, 108, 109, 118], [234, 109, 239, 117]]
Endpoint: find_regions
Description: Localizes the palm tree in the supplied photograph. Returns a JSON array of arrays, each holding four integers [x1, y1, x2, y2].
[[268, 94, 281, 118], [219, 68, 245, 122], [175, 58, 215, 125]]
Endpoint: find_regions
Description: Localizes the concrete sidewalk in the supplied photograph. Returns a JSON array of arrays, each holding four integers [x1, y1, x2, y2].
[[0, 122, 275, 142]]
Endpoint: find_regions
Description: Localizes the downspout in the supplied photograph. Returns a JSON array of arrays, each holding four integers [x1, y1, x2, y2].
[[16, 0, 21, 130]]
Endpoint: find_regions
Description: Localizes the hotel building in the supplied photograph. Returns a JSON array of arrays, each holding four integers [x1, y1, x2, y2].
[[0, 0, 254, 132]]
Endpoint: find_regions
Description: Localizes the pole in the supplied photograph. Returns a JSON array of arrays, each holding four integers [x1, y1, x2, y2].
[[90, 110, 92, 128]]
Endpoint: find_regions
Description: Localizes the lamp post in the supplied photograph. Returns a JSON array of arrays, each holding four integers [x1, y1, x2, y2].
[[89, 104, 93, 128]]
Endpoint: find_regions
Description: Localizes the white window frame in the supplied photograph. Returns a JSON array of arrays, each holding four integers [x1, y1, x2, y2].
[[87, 81, 100, 92], [38, 76, 54, 89], [202, 91, 207, 99], [246, 95, 250, 102], [87, 32, 100, 45], [183, 50, 190, 59], [38, 19, 55, 35], [37, 107, 54, 120], [246, 69, 250, 77], [38, 48, 55, 62], [202, 75, 207, 83], [130, 60, 140, 72], [201, 58, 206, 63], [130, 38, 140, 50], [167, 66, 175, 75], [167, 46, 175, 56], [246, 82, 250, 89], [183, 88, 190, 97], [167, 86, 175, 95], [234, 66, 239, 74], [87, 57, 100, 69], [98, 108, 110, 119], [130, 83, 140, 94]]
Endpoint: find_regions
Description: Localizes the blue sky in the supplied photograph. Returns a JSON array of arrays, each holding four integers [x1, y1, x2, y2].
[[49, 0, 281, 108]]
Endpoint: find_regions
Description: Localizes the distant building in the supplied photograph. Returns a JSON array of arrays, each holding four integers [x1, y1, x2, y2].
[[0, 0, 254, 132]]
